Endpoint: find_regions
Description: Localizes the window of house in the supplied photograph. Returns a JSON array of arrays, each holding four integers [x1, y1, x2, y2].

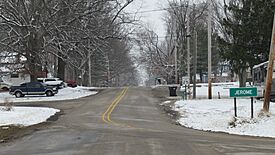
[[11, 73, 19, 78]]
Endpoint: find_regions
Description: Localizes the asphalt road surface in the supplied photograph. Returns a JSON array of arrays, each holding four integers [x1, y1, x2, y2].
[[1, 87, 275, 155]]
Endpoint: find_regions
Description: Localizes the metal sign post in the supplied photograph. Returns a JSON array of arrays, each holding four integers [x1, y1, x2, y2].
[[182, 76, 190, 100], [234, 97, 237, 117], [251, 97, 254, 118], [229, 87, 257, 118]]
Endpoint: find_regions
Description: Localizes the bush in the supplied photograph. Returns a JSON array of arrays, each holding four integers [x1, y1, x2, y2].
[[2, 98, 13, 111]]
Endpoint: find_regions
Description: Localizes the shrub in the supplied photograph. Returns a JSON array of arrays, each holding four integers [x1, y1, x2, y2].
[[2, 98, 13, 111]]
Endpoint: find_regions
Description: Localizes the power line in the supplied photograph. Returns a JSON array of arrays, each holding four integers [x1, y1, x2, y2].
[[127, 35, 182, 39], [126, 5, 187, 15]]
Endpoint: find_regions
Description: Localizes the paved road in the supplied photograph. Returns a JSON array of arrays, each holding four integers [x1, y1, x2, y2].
[[1, 87, 275, 155]]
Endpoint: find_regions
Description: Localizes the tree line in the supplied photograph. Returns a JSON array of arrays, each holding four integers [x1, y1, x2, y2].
[[219, 0, 275, 86], [136, 0, 220, 84], [1, 0, 274, 87], [0, 0, 138, 86], [137, 0, 275, 87]]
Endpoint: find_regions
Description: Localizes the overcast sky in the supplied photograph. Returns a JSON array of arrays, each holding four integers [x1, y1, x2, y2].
[[126, 0, 168, 37], [125, 0, 216, 37]]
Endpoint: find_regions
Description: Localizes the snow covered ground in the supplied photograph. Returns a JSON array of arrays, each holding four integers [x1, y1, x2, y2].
[[0, 107, 59, 126], [0, 87, 97, 103], [0, 87, 97, 127], [180, 82, 239, 99], [174, 83, 275, 138]]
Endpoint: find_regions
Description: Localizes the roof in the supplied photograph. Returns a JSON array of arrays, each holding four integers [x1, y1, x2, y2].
[[0, 51, 26, 73], [253, 61, 268, 69]]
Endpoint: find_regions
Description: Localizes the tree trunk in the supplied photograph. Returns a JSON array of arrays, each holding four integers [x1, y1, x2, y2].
[[28, 54, 41, 82], [238, 68, 247, 87], [57, 56, 66, 80], [199, 70, 203, 82], [29, 61, 38, 82]]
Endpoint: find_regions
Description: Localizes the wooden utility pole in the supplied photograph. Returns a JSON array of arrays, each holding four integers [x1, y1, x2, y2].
[[187, 10, 191, 88], [193, 31, 198, 99], [175, 41, 178, 84], [88, 40, 92, 87], [107, 57, 110, 87], [207, 0, 212, 99], [88, 52, 92, 87], [263, 13, 275, 112]]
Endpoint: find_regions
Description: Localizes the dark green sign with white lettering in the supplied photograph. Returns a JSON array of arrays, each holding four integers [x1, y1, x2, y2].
[[229, 87, 257, 97]]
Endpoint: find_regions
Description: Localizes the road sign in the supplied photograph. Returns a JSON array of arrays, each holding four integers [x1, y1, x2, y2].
[[229, 87, 257, 97], [182, 76, 190, 85]]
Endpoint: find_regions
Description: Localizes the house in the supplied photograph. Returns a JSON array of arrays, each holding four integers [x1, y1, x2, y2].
[[1, 72, 30, 86], [0, 52, 30, 85]]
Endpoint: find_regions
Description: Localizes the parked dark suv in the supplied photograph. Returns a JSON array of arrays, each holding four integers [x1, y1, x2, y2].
[[9, 82, 58, 98]]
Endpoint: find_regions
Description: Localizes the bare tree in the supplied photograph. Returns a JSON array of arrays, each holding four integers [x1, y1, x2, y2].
[[0, 0, 137, 86]]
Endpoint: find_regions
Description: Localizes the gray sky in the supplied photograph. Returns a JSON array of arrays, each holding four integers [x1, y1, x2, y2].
[[126, 0, 168, 37], [125, 0, 169, 85], [126, 0, 218, 37]]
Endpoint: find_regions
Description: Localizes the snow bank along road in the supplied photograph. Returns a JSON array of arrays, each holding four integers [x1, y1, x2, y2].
[[0, 87, 96, 127], [1, 87, 275, 154]]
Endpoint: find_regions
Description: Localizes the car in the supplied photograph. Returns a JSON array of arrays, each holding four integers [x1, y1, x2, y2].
[[0, 78, 11, 91], [9, 82, 58, 98], [37, 77, 65, 89], [66, 80, 77, 88]]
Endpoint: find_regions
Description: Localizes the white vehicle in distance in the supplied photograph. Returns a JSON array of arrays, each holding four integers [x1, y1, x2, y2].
[[37, 77, 65, 89]]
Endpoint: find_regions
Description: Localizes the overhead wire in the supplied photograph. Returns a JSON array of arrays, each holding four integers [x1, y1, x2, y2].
[[125, 5, 188, 15], [124, 2, 213, 39]]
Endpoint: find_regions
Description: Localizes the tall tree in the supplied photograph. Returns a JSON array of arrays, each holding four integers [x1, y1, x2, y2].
[[140, 0, 221, 84], [220, 0, 275, 87], [0, 0, 136, 86]]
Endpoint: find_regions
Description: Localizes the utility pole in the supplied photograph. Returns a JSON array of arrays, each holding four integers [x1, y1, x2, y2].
[[193, 31, 198, 99], [107, 57, 110, 87], [86, 3, 92, 87], [187, 9, 191, 88], [175, 41, 178, 84], [207, 0, 212, 99], [263, 13, 275, 112], [88, 40, 92, 87], [88, 52, 92, 87]]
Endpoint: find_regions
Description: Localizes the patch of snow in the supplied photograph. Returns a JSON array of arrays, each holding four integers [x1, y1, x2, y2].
[[174, 98, 275, 138], [0, 87, 97, 103], [76, 86, 96, 90], [0, 106, 59, 126], [0, 86, 98, 127], [160, 100, 171, 106], [180, 82, 239, 98]]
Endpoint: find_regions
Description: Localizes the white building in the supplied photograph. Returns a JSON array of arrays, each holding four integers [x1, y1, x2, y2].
[[0, 52, 30, 85], [1, 72, 30, 86]]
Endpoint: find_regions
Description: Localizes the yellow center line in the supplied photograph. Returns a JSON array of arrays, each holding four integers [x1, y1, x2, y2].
[[107, 87, 129, 124], [101, 87, 163, 132], [102, 88, 126, 123], [102, 87, 128, 124]]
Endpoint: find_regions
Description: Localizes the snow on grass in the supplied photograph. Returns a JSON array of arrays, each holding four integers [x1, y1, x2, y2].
[[174, 99, 275, 138], [0, 86, 97, 127], [0, 107, 59, 126], [163, 100, 171, 104], [0, 87, 97, 103], [160, 100, 172, 106], [180, 82, 239, 98]]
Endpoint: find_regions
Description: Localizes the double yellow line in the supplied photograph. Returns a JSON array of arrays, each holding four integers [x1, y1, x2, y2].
[[102, 87, 128, 124]]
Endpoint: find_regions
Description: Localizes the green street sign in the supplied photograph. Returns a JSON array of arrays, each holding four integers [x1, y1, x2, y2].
[[229, 87, 257, 97]]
